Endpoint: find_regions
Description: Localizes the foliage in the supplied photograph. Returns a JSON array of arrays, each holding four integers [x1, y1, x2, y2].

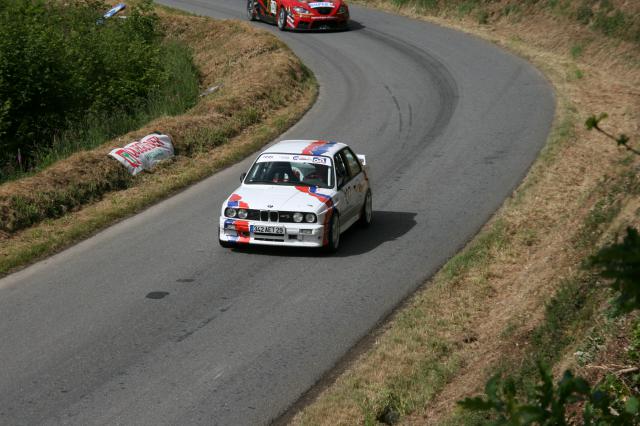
[[585, 113, 637, 155], [589, 227, 640, 315], [458, 363, 640, 425], [460, 112, 640, 424], [0, 0, 178, 176], [585, 113, 640, 314]]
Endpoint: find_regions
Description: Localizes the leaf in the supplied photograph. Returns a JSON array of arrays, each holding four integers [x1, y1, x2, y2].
[[517, 405, 548, 423], [617, 134, 630, 146], [585, 112, 608, 130], [625, 396, 639, 415], [485, 374, 502, 401], [458, 397, 495, 411]]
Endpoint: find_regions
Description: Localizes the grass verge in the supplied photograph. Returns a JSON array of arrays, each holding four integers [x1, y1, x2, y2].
[[290, 1, 640, 425], [21, 37, 201, 179], [0, 7, 317, 275]]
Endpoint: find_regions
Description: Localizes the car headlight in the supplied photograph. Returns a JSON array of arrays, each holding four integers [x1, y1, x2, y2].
[[337, 5, 347, 14], [225, 207, 237, 218], [293, 212, 304, 223], [305, 213, 316, 223], [292, 6, 309, 14]]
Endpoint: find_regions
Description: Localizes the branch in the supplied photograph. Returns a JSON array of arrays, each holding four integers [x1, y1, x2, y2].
[[615, 367, 639, 375], [586, 113, 640, 156]]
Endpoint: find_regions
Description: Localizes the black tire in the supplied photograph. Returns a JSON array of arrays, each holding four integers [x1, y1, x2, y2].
[[219, 239, 235, 248], [359, 190, 372, 227], [323, 212, 340, 254], [246, 0, 257, 21], [277, 7, 287, 31]]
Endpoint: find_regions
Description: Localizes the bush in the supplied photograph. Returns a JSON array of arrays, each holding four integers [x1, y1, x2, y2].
[[589, 227, 640, 315], [576, 3, 593, 25], [594, 9, 627, 38], [459, 363, 639, 425], [0, 0, 170, 175]]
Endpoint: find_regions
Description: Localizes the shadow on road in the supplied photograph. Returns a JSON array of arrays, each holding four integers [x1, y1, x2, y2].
[[278, 19, 365, 34], [227, 210, 417, 258], [345, 19, 365, 31], [335, 210, 417, 257]]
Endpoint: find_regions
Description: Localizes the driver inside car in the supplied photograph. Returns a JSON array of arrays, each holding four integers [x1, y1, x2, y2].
[[269, 162, 297, 183]]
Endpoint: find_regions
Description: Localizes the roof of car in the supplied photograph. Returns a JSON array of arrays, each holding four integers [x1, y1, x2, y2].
[[262, 139, 347, 157]]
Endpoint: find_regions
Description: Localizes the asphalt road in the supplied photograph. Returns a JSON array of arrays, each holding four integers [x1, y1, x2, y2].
[[0, 2, 554, 425]]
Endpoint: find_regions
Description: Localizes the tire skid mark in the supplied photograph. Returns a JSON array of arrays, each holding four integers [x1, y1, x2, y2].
[[384, 84, 403, 133]]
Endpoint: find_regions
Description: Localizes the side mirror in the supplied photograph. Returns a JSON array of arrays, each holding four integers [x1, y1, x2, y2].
[[240, 172, 246, 183]]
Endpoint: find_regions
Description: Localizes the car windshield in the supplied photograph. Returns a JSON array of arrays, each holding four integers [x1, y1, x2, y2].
[[245, 154, 333, 189]]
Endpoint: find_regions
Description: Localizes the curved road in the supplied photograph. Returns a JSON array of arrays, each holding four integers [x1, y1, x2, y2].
[[0, 2, 554, 425]]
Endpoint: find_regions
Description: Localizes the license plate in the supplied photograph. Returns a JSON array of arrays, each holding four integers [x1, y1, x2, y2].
[[251, 225, 285, 234]]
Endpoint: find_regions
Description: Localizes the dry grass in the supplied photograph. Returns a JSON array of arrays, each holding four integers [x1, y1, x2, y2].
[[0, 9, 317, 274], [290, 2, 640, 425]]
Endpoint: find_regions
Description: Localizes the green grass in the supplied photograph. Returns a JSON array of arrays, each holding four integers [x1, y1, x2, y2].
[[520, 275, 601, 379], [575, 168, 640, 249], [5, 38, 199, 182], [441, 220, 507, 281], [180, 107, 262, 156], [570, 43, 584, 58], [361, 351, 466, 425], [441, 274, 605, 426]]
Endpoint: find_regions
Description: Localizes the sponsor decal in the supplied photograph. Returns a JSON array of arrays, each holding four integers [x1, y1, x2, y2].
[[270, 0, 277, 14], [295, 186, 334, 245], [301, 140, 338, 156], [257, 154, 291, 163], [257, 154, 330, 165], [308, 2, 334, 7], [224, 219, 250, 243], [108, 133, 174, 175], [227, 193, 249, 209]]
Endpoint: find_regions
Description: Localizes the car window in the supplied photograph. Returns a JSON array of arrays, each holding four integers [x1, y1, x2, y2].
[[342, 148, 362, 178], [334, 153, 349, 188], [245, 154, 333, 188]]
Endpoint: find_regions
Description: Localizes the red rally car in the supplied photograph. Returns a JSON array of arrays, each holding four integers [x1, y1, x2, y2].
[[247, 0, 349, 31]]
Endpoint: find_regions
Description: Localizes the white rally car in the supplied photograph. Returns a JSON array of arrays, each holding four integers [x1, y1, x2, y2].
[[219, 140, 372, 252]]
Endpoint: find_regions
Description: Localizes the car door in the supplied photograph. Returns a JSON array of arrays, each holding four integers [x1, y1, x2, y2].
[[341, 148, 367, 222], [333, 151, 355, 222]]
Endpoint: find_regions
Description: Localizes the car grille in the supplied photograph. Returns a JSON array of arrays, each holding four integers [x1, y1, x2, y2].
[[257, 210, 278, 222], [309, 20, 344, 29], [240, 210, 304, 223], [246, 210, 260, 221], [315, 7, 333, 15]]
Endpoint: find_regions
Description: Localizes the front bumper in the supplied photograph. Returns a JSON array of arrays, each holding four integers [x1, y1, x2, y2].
[[288, 13, 349, 30], [219, 217, 326, 247]]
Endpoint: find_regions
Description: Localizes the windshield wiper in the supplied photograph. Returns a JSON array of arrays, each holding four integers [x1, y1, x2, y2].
[[246, 179, 276, 184]]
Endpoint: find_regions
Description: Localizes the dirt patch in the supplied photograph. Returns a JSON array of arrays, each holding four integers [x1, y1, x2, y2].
[[0, 9, 316, 275], [290, 2, 639, 425]]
